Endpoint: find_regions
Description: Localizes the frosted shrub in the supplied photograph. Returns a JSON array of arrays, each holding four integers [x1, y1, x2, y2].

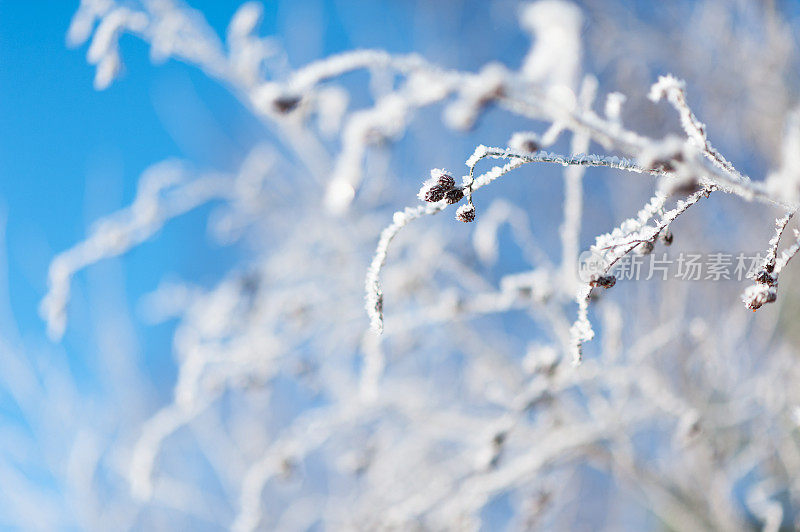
[[26, 0, 800, 530]]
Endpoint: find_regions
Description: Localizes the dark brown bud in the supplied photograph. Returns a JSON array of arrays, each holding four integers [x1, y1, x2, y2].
[[509, 133, 541, 154], [637, 241, 654, 255], [754, 270, 777, 287], [456, 203, 475, 223], [652, 160, 675, 173], [429, 169, 455, 190], [663, 231, 673, 246], [652, 152, 684, 173], [592, 274, 616, 289], [444, 188, 464, 204], [424, 185, 447, 203], [522, 139, 539, 153], [436, 173, 455, 189], [272, 94, 301, 113], [744, 287, 777, 310], [665, 176, 702, 198]]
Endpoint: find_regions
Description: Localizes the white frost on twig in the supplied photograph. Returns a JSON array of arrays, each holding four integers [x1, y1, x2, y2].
[[366, 146, 663, 334], [649, 74, 747, 183]]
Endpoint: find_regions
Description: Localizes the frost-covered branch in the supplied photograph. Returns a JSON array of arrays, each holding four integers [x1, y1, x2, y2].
[[366, 146, 666, 334], [649, 74, 747, 183], [570, 186, 711, 363], [33, 2, 800, 530], [40, 162, 233, 340]]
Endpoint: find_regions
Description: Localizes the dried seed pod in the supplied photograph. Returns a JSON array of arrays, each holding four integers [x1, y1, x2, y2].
[[591, 274, 616, 289], [651, 153, 684, 173], [636, 241, 655, 255], [742, 284, 777, 310], [445, 188, 464, 204], [456, 203, 476, 223], [509, 132, 540, 153], [272, 94, 301, 113], [521, 139, 539, 153], [663, 175, 702, 198], [418, 183, 447, 203], [663, 230, 673, 246], [753, 270, 777, 287], [430, 169, 455, 190]]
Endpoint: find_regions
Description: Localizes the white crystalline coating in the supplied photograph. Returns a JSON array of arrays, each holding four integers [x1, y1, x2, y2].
[[765, 109, 800, 205], [499, 269, 552, 302], [226, 2, 282, 88], [369, 142, 665, 334], [93, 53, 122, 90], [147, 7, 228, 72], [648, 74, 686, 102], [444, 63, 509, 130], [742, 283, 777, 310], [522, 344, 559, 374], [637, 135, 686, 169], [86, 8, 142, 63], [592, 192, 668, 252], [430, 168, 452, 180], [792, 407, 800, 427], [649, 75, 749, 184], [416, 183, 433, 202], [773, 228, 800, 275], [405, 69, 452, 104], [39, 2, 800, 529], [760, 211, 795, 273], [560, 76, 595, 292], [508, 132, 541, 153], [76, 1, 231, 91], [604, 92, 626, 122], [250, 83, 288, 115], [40, 153, 255, 340], [227, 2, 262, 39], [68, 0, 114, 47], [416, 169, 455, 202], [467, 145, 490, 168], [327, 92, 423, 213], [569, 187, 709, 359], [316, 86, 349, 137], [569, 288, 594, 365], [520, 0, 583, 89], [83, 7, 147, 89], [649, 75, 707, 151], [365, 204, 440, 333], [368, 144, 670, 337], [455, 202, 476, 222], [291, 50, 397, 92], [324, 179, 356, 214]]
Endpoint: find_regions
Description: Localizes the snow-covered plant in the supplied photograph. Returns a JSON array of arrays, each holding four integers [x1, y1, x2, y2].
[[14, 0, 800, 530]]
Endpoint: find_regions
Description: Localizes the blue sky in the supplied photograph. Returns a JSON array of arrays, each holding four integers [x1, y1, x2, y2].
[[0, 0, 533, 394], [0, 1, 252, 394], [3, 1, 799, 529], [0, 5, 535, 522]]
